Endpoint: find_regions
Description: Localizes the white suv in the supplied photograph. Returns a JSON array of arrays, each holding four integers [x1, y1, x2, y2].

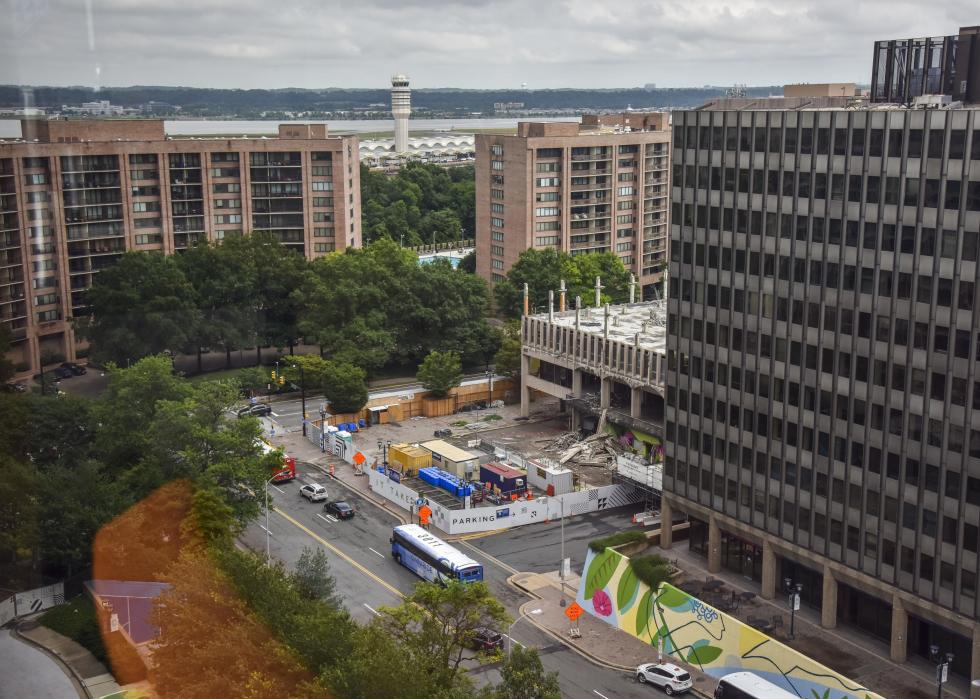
[[636, 663, 693, 695], [299, 483, 328, 502]]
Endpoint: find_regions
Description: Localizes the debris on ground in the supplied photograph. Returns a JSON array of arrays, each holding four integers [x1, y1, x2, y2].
[[543, 429, 625, 467]]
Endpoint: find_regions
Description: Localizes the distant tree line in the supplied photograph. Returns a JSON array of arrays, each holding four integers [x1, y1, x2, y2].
[[1, 84, 784, 115], [360, 162, 475, 246]]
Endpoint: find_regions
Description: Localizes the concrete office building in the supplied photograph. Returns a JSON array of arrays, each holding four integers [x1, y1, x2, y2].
[[391, 74, 411, 154], [1, 119, 361, 375], [664, 101, 980, 688], [475, 114, 671, 298]]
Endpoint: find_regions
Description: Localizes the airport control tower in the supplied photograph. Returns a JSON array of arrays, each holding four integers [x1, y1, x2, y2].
[[391, 74, 411, 153]]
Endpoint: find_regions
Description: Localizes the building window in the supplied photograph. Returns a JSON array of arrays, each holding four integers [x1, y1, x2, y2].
[[617, 186, 634, 196], [491, 231, 504, 241], [491, 259, 504, 269], [536, 177, 559, 187], [490, 144, 503, 156], [491, 217, 504, 228], [134, 233, 162, 245], [311, 181, 333, 191], [536, 207, 559, 217]]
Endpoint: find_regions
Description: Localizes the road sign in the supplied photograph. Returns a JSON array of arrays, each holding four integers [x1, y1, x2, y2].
[[353, 451, 366, 465], [565, 602, 584, 621], [940, 663, 949, 684], [790, 593, 800, 611]]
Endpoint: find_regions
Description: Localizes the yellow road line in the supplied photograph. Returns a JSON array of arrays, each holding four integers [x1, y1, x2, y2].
[[458, 539, 519, 576], [274, 508, 405, 600]]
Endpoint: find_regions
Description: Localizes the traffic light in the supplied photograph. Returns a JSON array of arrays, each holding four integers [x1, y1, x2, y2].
[[270, 370, 276, 381], [278, 375, 285, 385]]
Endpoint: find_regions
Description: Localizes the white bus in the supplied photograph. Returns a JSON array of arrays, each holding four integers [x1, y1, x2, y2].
[[714, 672, 801, 699], [390, 524, 484, 584]]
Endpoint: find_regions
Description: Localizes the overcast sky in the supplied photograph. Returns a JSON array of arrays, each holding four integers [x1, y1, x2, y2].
[[1, 0, 976, 90]]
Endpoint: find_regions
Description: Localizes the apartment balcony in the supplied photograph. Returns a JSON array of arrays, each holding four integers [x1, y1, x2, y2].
[[570, 153, 612, 162]]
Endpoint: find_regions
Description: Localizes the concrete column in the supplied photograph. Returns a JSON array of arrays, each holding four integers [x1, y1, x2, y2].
[[572, 368, 583, 396], [971, 623, 980, 699], [630, 386, 643, 418], [659, 498, 673, 550], [600, 376, 612, 409], [519, 353, 531, 418], [890, 593, 907, 663], [761, 540, 776, 600], [821, 565, 837, 629], [707, 515, 721, 574]]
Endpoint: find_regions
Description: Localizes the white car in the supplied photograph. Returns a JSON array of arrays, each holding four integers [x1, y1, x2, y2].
[[636, 663, 693, 695], [299, 483, 328, 502]]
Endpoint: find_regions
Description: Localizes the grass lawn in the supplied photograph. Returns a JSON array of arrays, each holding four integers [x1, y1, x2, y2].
[[186, 367, 246, 384], [39, 595, 108, 664]]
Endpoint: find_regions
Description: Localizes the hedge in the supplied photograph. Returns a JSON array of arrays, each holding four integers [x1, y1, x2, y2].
[[630, 554, 672, 590], [588, 529, 647, 553]]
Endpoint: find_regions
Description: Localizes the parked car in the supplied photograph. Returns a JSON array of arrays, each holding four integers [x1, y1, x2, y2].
[[469, 627, 503, 652], [2, 382, 27, 393], [433, 428, 453, 438], [237, 403, 273, 418], [324, 500, 355, 519], [52, 367, 74, 379], [636, 663, 693, 695], [60, 361, 87, 375], [299, 483, 328, 502]]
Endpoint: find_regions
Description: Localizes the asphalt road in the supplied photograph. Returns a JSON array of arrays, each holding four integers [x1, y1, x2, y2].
[[242, 465, 649, 699], [0, 629, 78, 699]]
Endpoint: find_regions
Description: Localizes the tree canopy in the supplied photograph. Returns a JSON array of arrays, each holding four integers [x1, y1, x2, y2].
[[360, 162, 474, 246], [417, 350, 463, 398], [493, 248, 632, 318]]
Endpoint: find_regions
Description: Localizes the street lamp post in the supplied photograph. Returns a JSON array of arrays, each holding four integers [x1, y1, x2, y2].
[[265, 470, 288, 566], [507, 608, 542, 657], [784, 578, 803, 640], [559, 497, 567, 607], [930, 646, 954, 699], [291, 363, 307, 437]]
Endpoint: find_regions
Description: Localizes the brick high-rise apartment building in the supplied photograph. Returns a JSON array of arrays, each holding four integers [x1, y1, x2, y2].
[[0, 119, 361, 374], [664, 94, 980, 687], [475, 114, 670, 299]]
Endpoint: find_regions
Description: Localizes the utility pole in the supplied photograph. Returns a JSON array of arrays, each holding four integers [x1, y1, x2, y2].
[[559, 498, 567, 607]]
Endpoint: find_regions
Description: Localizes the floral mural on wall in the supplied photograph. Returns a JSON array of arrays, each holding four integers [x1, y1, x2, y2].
[[576, 546, 884, 699]]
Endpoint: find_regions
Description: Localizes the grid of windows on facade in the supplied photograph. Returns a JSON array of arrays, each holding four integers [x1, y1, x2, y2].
[[665, 108, 980, 621], [61, 154, 125, 314], [250, 151, 304, 251]]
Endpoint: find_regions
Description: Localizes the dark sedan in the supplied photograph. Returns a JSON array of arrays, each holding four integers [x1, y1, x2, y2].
[[60, 362, 87, 375], [324, 500, 355, 520], [237, 403, 273, 418]]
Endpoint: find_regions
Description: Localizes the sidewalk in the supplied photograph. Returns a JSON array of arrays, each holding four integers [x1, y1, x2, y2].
[[667, 544, 962, 699], [509, 570, 718, 698], [13, 618, 121, 699]]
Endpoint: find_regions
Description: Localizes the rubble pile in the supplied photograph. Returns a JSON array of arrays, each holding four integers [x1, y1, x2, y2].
[[543, 430, 625, 468]]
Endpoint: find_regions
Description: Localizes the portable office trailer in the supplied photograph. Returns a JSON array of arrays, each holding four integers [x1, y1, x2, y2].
[[525, 459, 574, 495], [420, 439, 480, 478], [479, 462, 526, 496]]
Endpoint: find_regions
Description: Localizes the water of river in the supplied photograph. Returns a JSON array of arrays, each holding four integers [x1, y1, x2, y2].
[[0, 116, 579, 139]]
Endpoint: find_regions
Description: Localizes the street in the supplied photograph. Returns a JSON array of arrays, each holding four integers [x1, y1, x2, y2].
[[242, 463, 651, 699], [0, 629, 79, 699]]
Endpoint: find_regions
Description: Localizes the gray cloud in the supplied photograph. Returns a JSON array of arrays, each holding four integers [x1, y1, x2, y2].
[[1, 0, 976, 89]]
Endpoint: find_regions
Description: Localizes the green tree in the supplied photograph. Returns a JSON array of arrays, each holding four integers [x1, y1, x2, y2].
[[459, 250, 476, 274], [487, 646, 561, 699], [416, 350, 462, 398], [0, 324, 15, 383], [0, 454, 38, 571], [290, 546, 338, 606], [493, 322, 522, 382], [282, 354, 332, 391], [494, 248, 632, 318], [420, 208, 462, 245], [78, 251, 201, 366], [379, 581, 509, 689], [322, 360, 368, 413], [176, 241, 258, 372]]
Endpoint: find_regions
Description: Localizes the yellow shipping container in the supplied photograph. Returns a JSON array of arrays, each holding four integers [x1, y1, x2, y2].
[[388, 443, 431, 476]]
